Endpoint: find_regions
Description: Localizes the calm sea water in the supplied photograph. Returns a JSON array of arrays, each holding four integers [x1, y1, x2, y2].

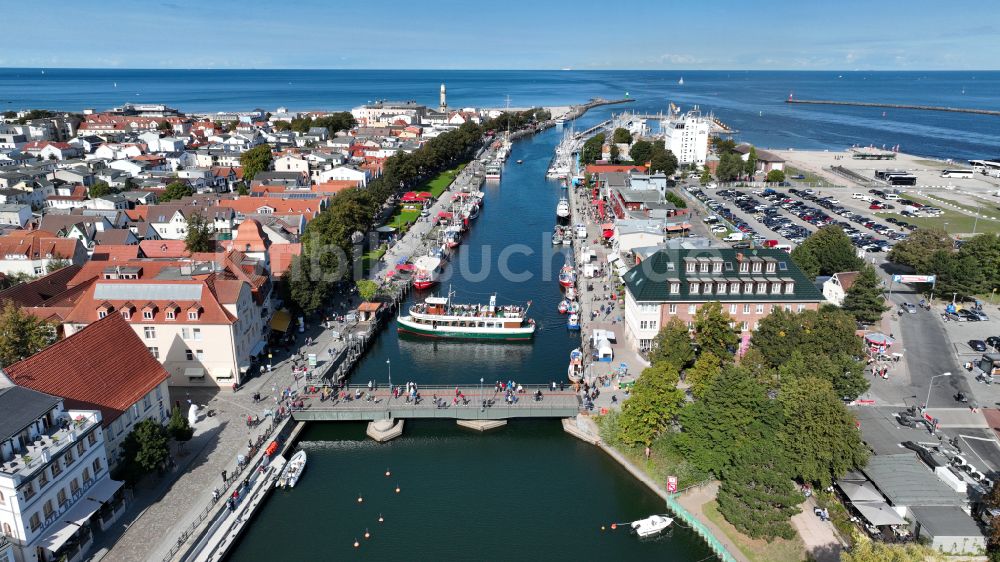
[[1, 69, 998, 159]]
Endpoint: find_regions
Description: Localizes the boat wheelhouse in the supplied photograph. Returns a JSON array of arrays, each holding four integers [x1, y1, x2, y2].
[[413, 255, 442, 290], [397, 293, 535, 341]]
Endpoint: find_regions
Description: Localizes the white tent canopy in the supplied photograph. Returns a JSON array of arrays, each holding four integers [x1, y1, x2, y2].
[[838, 480, 885, 503], [854, 502, 908, 526]]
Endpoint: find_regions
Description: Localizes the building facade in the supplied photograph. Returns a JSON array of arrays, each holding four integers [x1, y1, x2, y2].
[[622, 248, 824, 351], [661, 109, 710, 166]]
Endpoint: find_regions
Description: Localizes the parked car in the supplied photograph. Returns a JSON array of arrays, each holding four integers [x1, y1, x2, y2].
[[986, 336, 1000, 350], [900, 303, 917, 314], [958, 309, 981, 322], [970, 339, 988, 352], [968, 309, 990, 321]]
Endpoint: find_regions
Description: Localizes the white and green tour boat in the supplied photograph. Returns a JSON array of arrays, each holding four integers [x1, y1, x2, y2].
[[397, 292, 535, 341]]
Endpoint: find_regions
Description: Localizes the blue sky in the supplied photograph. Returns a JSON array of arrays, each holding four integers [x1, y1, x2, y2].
[[2, 0, 998, 69]]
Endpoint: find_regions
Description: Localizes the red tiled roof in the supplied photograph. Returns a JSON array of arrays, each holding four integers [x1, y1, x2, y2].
[[5, 314, 169, 426], [0, 231, 80, 261], [584, 164, 649, 174], [0, 265, 82, 307], [138, 240, 190, 258], [268, 243, 301, 278]]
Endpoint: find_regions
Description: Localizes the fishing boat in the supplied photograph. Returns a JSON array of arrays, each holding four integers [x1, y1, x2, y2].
[[567, 313, 580, 330], [551, 230, 562, 245], [556, 197, 570, 219], [565, 287, 577, 301], [567, 348, 583, 382], [558, 299, 570, 314], [631, 515, 673, 538], [558, 264, 576, 288], [397, 292, 535, 341], [464, 202, 480, 220], [444, 226, 462, 249], [413, 255, 443, 290], [562, 230, 573, 245], [277, 450, 307, 489]]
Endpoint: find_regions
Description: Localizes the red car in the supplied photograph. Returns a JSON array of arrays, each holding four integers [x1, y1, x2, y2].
[[869, 202, 885, 210]]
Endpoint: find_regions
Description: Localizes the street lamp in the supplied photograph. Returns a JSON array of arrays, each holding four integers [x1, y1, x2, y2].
[[479, 377, 484, 414], [924, 372, 952, 411]]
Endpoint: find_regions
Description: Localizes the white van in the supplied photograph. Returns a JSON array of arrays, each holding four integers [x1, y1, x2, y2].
[[884, 193, 900, 201], [724, 232, 746, 242], [852, 193, 865, 199]]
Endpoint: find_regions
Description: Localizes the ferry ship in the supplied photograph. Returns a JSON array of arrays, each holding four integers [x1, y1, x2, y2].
[[397, 293, 535, 341]]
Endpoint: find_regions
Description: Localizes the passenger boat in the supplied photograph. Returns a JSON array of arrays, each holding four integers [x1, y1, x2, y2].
[[559, 264, 576, 288], [277, 450, 307, 489], [631, 515, 673, 538], [567, 348, 583, 382], [485, 163, 502, 181], [397, 292, 535, 341], [556, 197, 570, 218], [567, 313, 580, 330], [413, 255, 442, 290]]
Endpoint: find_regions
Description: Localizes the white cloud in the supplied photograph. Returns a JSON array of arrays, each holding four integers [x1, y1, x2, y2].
[[658, 53, 699, 65]]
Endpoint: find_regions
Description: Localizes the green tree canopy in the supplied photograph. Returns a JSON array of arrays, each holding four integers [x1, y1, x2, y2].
[[765, 169, 785, 183], [629, 140, 653, 165], [791, 225, 863, 280], [617, 362, 685, 446], [184, 212, 214, 253], [841, 265, 888, 324], [89, 181, 112, 198], [693, 301, 737, 360], [121, 418, 170, 474], [167, 406, 194, 441], [581, 133, 605, 165], [676, 365, 781, 475], [160, 180, 193, 203], [0, 300, 54, 366], [684, 351, 724, 399], [715, 153, 743, 182], [841, 532, 940, 562], [236, 182, 249, 196], [779, 376, 868, 486], [240, 143, 273, 182], [648, 141, 679, 176], [612, 127, 632, 144], [717, 439, 803, 540], [609, 144, 620, 164], [356, 279, 379, 302], [700, 167, 712, 184], [888, 227, 953, 273], [744, 146, 758, 176], [650, 317, 695, 371]]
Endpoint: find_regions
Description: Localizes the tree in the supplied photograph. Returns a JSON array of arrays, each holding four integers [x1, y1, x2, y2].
[[650, 317, 695, 371], [887, 227, 953, 273], [700, 167, 712, 185], [121, 418, 170, 474], [693, 301, 737, 360], [717, 439, 803, 540], [0, 300, 54, 366], [744, 146, 758, 177], [779, 376, 868, 487], [612, 127, 632, 145], [841, 265, 888, 324], [236, 182, 249, 196], [184, 212, 214, 253], [715, 153, 743, 182], [157, 120, 173, 131], [617, 362, 684, 446], [684, 351, 723, 399], [356, 279, 379, 302], [629, 140, 653, 165], [648, 142, 679, 176], [45, 258, 70, 273], [842, 532, 940, 562], [712, 137, 737, 155], [89, 181, 112, 198], [791, 225, 863, 280], [676, 365, 781, 474], [609, 144, 620, 164], [581, 133, 605, 165], [160, 180, 192, 203], [240, 143, 273, 182], [765, 169, 785, 183], [167, 406, 194, 441]]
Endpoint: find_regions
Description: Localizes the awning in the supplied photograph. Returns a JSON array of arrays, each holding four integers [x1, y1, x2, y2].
[[864, 332, 894, 346], [184, 367, 205, 379], [85, 478, 124, 504], [375, 225, 396, 233], [854, 502, 907, 526], [270, 309, 292, 332], [838, 480, 884, 503], [40, 498, 101, 552], [250, 339, 267, 356], [603, 230, 614, 239]]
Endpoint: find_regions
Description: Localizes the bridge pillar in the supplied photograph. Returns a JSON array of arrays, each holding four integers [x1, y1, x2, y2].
[[456, 419, 507, 432], [366, 418, 404, 442]]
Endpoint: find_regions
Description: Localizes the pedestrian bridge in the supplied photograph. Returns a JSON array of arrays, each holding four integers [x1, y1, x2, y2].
[[291, 384, 584, 422]]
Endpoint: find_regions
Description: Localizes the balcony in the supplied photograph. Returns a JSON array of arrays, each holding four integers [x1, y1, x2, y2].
[[0, 411, 99, 483]]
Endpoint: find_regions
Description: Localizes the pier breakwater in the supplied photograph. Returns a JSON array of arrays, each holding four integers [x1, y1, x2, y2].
[[786, 98, 1000, 116]]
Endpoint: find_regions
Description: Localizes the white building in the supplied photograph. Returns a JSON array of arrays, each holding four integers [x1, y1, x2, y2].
[[822, 271, 859, 306], [0, 206, 31, 229], [0, 386, 124, 562], [661, 108, 710, 166]]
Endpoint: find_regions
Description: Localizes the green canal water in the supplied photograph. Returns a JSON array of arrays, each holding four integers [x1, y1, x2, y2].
[[230, 114, 715, 561]]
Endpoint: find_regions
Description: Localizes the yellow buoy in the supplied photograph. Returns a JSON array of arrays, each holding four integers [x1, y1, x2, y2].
[[395, 485, 401, 493], [601, 526, 606, 531]]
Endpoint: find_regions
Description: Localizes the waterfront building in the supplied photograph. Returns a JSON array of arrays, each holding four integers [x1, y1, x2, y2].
[[350, 101, 426, 127], [621, 248, 823, 351], [4, 314, 171, 469], [0, 385, 123, 562], [660, 108, 710, 166], [734, 144, 786, 174]]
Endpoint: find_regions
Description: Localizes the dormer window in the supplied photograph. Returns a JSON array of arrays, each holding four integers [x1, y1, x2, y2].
[[752, 262, 762, 273], [699, 262, 709, 273], [97, 302, 114, 319], [121, 309, 131, 320], [685, 261, 695, 273], [188, 306, 201, 320], [757, 282, 767, 294], [771, 282, 781, 294], [730, 281, 741, 294], [744, 281, 754, 294], [689, 281, 700, 295], [713, 261, 723, 273], [739, 262, 749, 273], [766, 262, 776, 274], [142, 303, 157, 320], [670, 282, 680, 294], [717, 282, 727, 295], [785, 281, 795, 295]]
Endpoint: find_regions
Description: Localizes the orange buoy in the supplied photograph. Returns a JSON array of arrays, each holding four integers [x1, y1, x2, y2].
[[610, 523, 617, 530]]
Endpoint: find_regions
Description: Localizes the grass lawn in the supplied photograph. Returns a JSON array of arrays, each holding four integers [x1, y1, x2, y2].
[[702, 500, 806, 562], [423, 163, 467, 198], [361, 246, 386, 276], [876, 193, 1000, 235], [387, 208, 420, 229], [594, 413, 709, 489], [785, 166, 835, 188]]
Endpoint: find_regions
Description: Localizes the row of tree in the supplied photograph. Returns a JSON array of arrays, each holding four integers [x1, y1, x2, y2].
[[272, 112, 356, 136], [889, 228, 1000, 299], [613, 302, 869, 540]]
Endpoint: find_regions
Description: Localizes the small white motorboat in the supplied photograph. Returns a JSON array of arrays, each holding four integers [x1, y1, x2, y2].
[[567, 313, 580, 330], [631, 514, 673, 538], [556, 197, 570, 219], [277, 450, 307, 489]]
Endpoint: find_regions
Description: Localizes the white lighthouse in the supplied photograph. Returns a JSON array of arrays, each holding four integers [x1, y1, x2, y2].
[[439, 83, 447, 113]]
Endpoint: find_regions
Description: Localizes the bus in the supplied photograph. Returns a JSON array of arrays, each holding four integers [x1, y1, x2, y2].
[[941, 169, 974, 179]]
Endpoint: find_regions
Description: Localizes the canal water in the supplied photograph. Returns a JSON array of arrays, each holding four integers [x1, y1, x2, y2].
[[230, 114, 715, 560]]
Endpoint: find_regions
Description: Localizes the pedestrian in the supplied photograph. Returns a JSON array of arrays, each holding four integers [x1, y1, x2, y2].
[[221, 469, 228, 483], [644, 446, 651, 460]]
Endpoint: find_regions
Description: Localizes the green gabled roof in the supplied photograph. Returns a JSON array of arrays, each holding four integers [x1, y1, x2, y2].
[[622, 248, 823, 303]]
